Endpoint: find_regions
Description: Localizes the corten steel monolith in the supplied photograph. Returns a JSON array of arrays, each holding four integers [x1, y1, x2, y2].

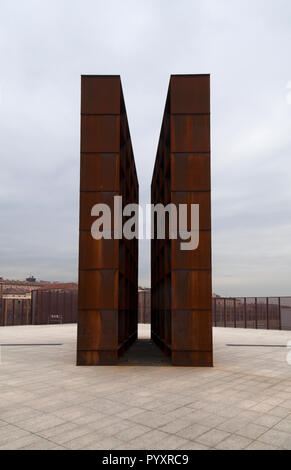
[[77, 75, 139, 365], [151, 75, 213, 366]]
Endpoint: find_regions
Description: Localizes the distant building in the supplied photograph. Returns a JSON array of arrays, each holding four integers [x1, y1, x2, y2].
[[2, 287, 31, 300], [0, 278, 77, 296]]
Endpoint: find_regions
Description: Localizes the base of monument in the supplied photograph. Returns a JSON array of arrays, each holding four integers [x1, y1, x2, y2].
[[76, 350, 118, 365], [171, 350, 213, 367]]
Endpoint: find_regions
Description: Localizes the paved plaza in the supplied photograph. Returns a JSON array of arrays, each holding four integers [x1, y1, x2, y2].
[[0, 324, 291, 450]]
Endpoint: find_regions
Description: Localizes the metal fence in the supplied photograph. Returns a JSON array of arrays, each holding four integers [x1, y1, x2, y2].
[[32, 289, 78, 325], [0, 298, 31, 326], [2, 291, 291, 331], [2, 288, 143, 326], [138, 289, 151, 324], [0, 289, 78, 326], [213, 297, 291, 330]]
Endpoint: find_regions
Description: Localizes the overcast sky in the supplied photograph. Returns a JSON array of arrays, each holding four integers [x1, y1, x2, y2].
[[0, 0, 291, 296]]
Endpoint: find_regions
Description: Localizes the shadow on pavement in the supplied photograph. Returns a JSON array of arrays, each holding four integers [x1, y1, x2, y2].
[[119, 339, 171, 366]]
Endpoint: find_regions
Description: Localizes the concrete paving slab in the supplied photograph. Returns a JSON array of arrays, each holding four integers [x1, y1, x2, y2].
[[0, 324, 291, 450]]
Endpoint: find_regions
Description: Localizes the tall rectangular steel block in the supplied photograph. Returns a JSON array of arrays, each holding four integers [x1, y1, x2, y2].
[[77, 76, 139, 365], [151, 75, 213, 366]]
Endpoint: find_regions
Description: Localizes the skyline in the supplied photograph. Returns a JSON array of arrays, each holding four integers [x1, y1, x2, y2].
[[1, 0, 291, 296]]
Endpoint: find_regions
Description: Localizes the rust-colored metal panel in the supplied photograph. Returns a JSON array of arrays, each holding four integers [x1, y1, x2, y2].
[[79, 191, 118, 231], [170, 75, 210, 114], [172, 310, 213, 351], [80, 154, 120, 191], [78, 270, 118, 310], [171, 153, 210, 191], [138, 289, 151, 324], [77, 75, 139, 365], [31, 289, 77, 324], [172, 271, 212, 311], [79, 233, 119, 270], [171, 191, 211, 230], [171, 231, 211, 270], [77, 350, 118, 366], [81, 76, 121, 115], [151, 74, 213, 366], [81, 115, 120, 153], [172, 351, 213, 367], [0, 298, 32, 326], [0, 299, 3, 326], [171, 115, 210, 153], [77, 310, 118, 350]]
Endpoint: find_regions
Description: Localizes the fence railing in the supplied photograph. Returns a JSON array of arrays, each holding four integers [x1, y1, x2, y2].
[[0, 289, 78, 326], [31, 289, 77, 325], [0, 298, 31, 326], [2, 291, 291, 331], [212, 297, 291, 330], [138, 289, 151, 324]]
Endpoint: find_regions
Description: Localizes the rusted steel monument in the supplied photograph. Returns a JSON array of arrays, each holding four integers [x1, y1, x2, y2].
[[151, 75, 213, 366], [77, 74, 213, 367], [77, 76, 139, 365]]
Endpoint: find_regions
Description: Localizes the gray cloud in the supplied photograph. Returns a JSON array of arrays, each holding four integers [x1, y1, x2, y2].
[[0, 0, 291, 295]]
